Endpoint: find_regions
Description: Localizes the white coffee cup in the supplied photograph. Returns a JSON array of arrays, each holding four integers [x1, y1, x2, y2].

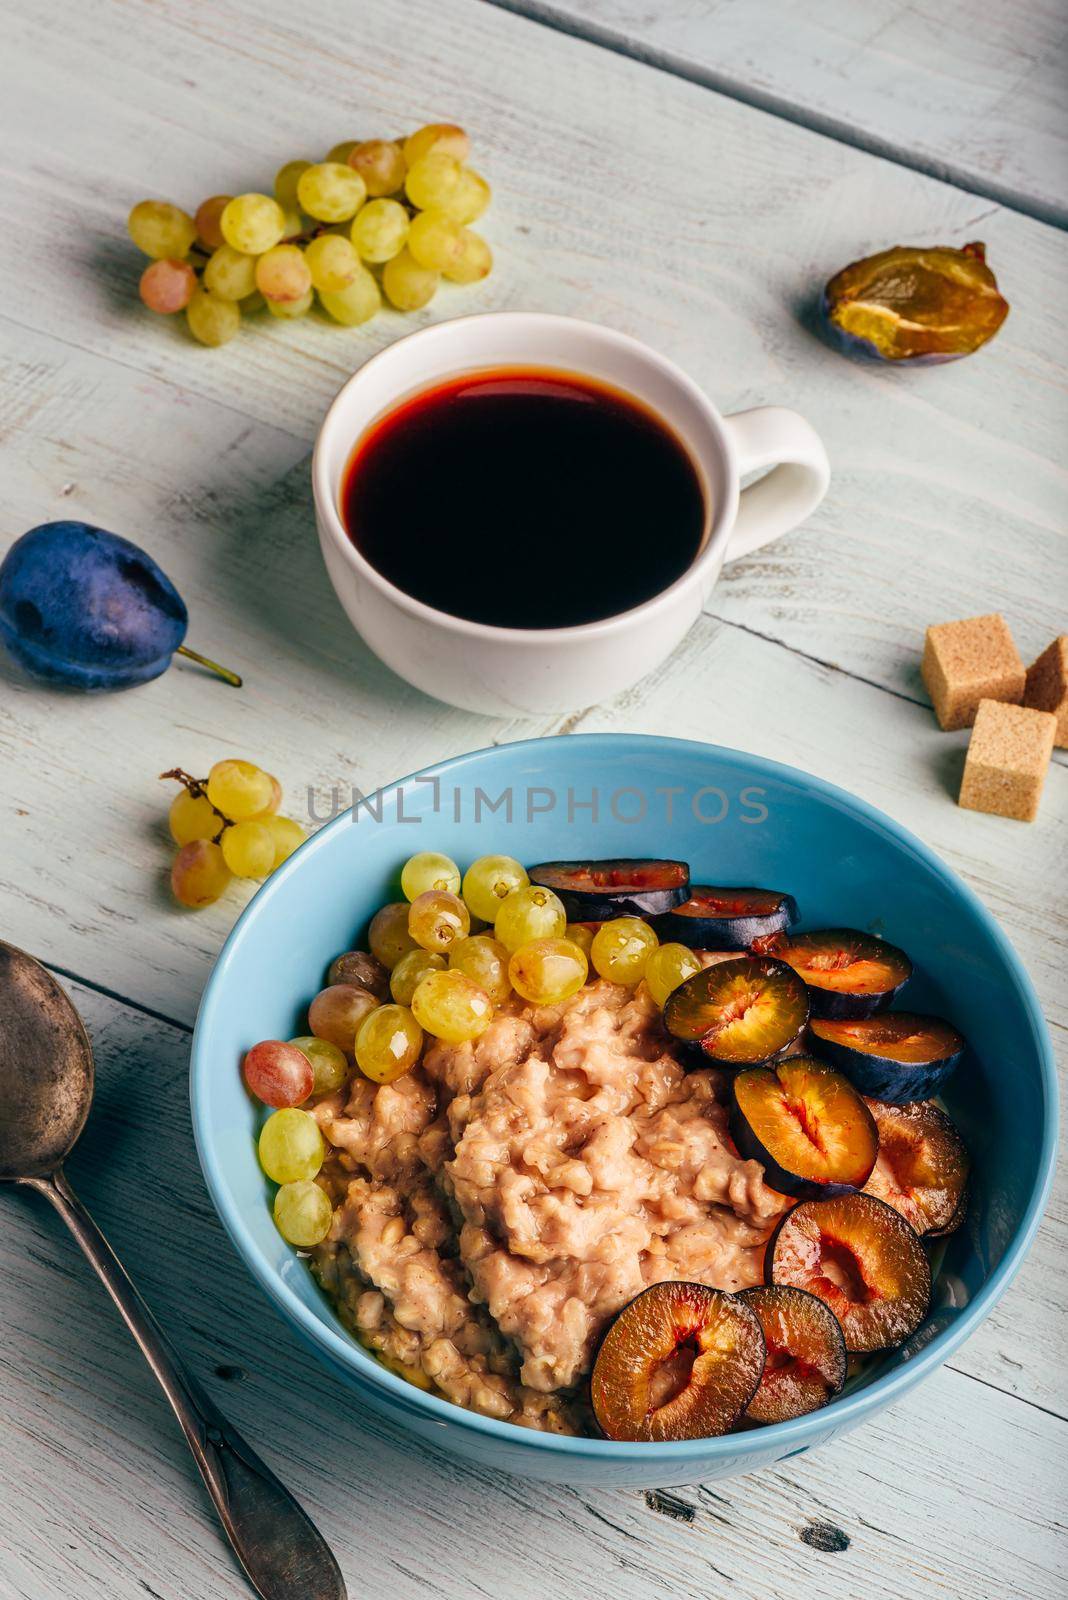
[[312, 313, 829, 716]]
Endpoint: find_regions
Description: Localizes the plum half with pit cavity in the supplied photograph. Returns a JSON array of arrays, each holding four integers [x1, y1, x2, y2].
[[809, 1012, 964, 1101], [822, 242, 1009, 363], [730, 1057, 878, 1198], [863, 1098, 970, 1237], [738, 1286, 847, 1424], [767, 1192, 931, 1353], [655, 885, 799, 950], [591, 1281, 766, 1442], [774, 929, 912, 1018], [528, 859, 689, 921], [664, 954, 809, 1065]]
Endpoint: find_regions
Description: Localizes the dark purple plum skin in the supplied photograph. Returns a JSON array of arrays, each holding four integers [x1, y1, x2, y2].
[[528, 859, 689, 921], [809, 1023, 964, 1103], [0, 521, 188, 690], [655, 888, 799, 951], [806, 979, 910, 1019]]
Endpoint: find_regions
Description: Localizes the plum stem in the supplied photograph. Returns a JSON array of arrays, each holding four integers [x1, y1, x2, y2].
[[175, 645, 242, 687]]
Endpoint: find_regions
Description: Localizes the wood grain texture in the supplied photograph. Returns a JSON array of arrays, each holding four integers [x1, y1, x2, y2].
[[1, 979, 1063, 1600], [0, 0, 1065, 1593], [490, 0, 1068, 226]]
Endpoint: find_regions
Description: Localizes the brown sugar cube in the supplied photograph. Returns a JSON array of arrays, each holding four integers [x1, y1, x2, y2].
[[921, 613, 1025, 730], [958, 699, 1056, 821], [1023, 635, 1068, 748]]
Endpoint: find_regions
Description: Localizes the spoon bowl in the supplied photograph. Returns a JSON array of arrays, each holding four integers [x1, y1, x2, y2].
[[0, 942, 93, 1179]]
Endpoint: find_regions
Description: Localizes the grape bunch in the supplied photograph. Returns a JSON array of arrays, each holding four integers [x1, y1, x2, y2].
[[128, 123, 492, 347], [164, 759, 306, 906]]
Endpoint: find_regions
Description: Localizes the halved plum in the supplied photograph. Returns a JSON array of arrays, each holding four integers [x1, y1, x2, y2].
[[655, 886, 799, 950], [591, 1281, 766, 1442], [809, 1012, 964, 1101], [775, 930, 912, 1017], [766, 1192, 931, 1353], [730, 1057, 878, 1198], [738, 1285, 847, 1424], [863, 1098, 970, 1237], [528, 859, 689, 921], [664, 955, 809, 1065]]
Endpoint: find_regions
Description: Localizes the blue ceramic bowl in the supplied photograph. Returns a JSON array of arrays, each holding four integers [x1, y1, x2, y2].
[[191, 736, 1056, 1488]]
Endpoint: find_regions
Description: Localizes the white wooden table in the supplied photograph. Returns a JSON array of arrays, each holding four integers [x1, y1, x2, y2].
[[2, 2, 1066, 1597]]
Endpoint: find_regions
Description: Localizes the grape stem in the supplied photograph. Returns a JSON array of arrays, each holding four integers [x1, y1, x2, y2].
[[159, 768, 231, 842], [175, 644, 243, 687]]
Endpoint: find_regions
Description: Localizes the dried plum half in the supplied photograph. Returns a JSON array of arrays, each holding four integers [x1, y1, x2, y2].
[[655, 885, 799, 950], [664, 955, 809, 1065], [730, 1057, 878, 1198], [591, 1281, 766, 1442], [767, 1193, 931, 1353], [809, 1012, 964, 1101], [775, 929, 912, 1018], [863, 1098, 970, 1237], [528, 858, 689, 920], [739, 1285, 847, 1424]]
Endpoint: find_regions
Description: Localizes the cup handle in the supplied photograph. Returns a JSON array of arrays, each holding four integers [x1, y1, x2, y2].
[[721, 407, 830, 563]]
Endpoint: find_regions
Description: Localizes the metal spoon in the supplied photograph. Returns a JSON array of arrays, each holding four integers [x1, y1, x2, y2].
[[0, 941, 346, 1600]]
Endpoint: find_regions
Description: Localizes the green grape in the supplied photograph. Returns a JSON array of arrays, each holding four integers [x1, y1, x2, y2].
[[140, 258, 196, 313], [404, 152, 464, 212], [220, 193, 287, 254], [290, 1035, 349, 1095], [203, 245, 257, 300], [494, 884, 566, 952], [403, 123, 470, 165], [350, 197, 409, 263], [248, 774, 282, 820], [194, 194, 232, 250], [168, 789, 220, 846], [221, 819, 275, 878], [297, 162, 366, 223], [449, 935, 512, 1006], [407, 210, 465, 273], [256, 244, 312, 303], [258, 1107, 324, 1183], [440, 168, 491, 225], [443, 229, 493, 285], [382, 249, 438, 311], [273, 1179, 333, 1246], [327, 140, 359, 163], [267, 289, 314, 319], [348, 139, 407, 196], [590, 918, 659, 986], [401, 851, 462, 900], [509, 938, 588, 1005], [462, 855, 528, 922], [411, 970, 492, 1044], [206, 759, 275, 820], [171, 839, 231, 907], [186, 288, 241, 347], [275, 160, 312, 208], [368, 902, 419, 969], [408, 889, 470, 953], [564, 922, 596, 957], [305, 233, 360, 291], [318, 267, 381, 326], [128, 200, 197, 259], [355, 1003, 423, 1084], [390, 948, 446, 1006], [308, 983, 379, 1053], [266, 815, 305, 869], [644, 943, 703, 1009], [240, 290, 268, 315]]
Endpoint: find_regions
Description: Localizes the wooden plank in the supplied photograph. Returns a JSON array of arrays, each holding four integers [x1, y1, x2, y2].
[[1, 978, 1064, 1600], [1, 0, 1065, 712], [491, 0, 1068, 227]]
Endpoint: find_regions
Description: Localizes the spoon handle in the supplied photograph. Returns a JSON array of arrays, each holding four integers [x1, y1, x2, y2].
[[24, 1168, 346, 1600]]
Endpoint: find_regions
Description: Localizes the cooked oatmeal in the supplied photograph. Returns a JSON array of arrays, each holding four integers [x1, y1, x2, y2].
[[310, 978, 791, 1434]]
